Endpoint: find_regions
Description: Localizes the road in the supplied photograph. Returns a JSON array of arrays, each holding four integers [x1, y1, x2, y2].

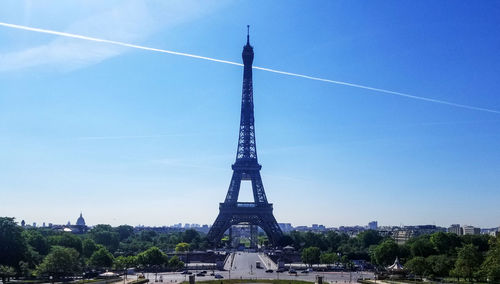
[[136, 252, 374, 283]]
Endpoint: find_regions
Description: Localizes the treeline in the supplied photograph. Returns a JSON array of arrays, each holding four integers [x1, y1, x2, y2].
[[2, 216, 499, 283], [280, 230, 384, 261], [0, 217, 208, 282], [372, 233, 500, 282], [281, 230, 500, 282]]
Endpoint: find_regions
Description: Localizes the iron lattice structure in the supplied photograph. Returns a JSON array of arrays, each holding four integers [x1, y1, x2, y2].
[[207, 29, 283, 246]]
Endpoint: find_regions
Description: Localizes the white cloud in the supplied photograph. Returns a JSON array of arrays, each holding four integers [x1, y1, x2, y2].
[[0, 0, 225, 72]]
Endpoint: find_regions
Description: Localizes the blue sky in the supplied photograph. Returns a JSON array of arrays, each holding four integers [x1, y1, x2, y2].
[[1, 1, 499, 228]]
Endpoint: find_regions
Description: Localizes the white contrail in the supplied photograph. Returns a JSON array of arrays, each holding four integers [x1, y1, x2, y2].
[[252, 66, 500, 114], [0, 22, 243, 67], [1, 22, 499, 115]]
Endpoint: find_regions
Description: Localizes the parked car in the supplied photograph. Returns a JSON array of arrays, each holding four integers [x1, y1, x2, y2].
[[276, 268, 286, 273], [289, 269, 297, 275], [265, 269, 274, 273], [181, 271, 192, 275], [196, 272, 205, 277], [214, 274, 224, 279]]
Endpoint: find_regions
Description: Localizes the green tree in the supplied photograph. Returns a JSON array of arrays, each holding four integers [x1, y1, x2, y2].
[[0, 217, 27, 267], [36, 246, 81, 280], [357, 230, 382, 249], [113, 255, 137, 282], [462, 234, 491, 253], [0, 265, 16, 284], [320, 252, 338, 265], [24, 246, 43, 268], [114, 255, 137, 271], [341, 255, 354, 270], [258, 235, 269, 247], [481, 237, 500, 282], [168, 256, 184, 271], [115, 225, 134, 241], [430, 232, 461, 255], [89, 225, 120, 252], [451, 244, 482, 282], [302, 246, 321, 267], [139, 231, 158, 242], [182, 229, 200, 243], [18, 261, 30, 278], [82, 238, 99, 259], [289, 231, 305, 249], [48, 233, 82, 254], [409, 236, 436, 258], [304, 232, 327, 250], [175, 242, 190, 253], [23, 230, 49, 256], [325, 231, 347, 252], [426, 254, 453, 279], [371, 239, 400, 266], [137, 247, 168, 267], [405, 256, 429, 279], [89, 247, 114, 269]]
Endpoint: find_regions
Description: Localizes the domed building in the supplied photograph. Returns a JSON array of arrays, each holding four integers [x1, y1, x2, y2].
[[76, 212, 86, 226]]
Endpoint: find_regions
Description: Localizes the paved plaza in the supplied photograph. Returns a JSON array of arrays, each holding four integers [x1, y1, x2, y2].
[[135, 252, 373, 283]]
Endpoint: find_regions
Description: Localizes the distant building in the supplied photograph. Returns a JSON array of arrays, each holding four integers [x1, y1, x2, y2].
[[295, 226, 309, 232], [463, 225, 480, 235], [21, 220, 25, 227], [481, 227, 499, 236], [33, 222, 37, 227], [200, 224, 210, 233], [368, 221, 378, 230], [310, 224, 326, 232], [279, 223, 293, 233], [392, 225, 445, 244], [338, 225, 366, 236], [76, 213, 86, 226], [393, 230, 413, 244], [58, 212, 89, 234], [448, 224, 462, 235]]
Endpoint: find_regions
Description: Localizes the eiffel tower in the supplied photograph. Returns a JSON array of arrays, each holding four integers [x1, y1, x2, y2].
[[207, 27, 283, 246]]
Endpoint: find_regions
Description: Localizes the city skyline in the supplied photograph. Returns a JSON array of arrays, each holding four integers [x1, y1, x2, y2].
[[11, 212, 499, 231], [1, 1, 500, 228]]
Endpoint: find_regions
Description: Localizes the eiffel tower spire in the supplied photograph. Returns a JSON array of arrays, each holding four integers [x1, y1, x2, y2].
[[235, 24, 257, 164]]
